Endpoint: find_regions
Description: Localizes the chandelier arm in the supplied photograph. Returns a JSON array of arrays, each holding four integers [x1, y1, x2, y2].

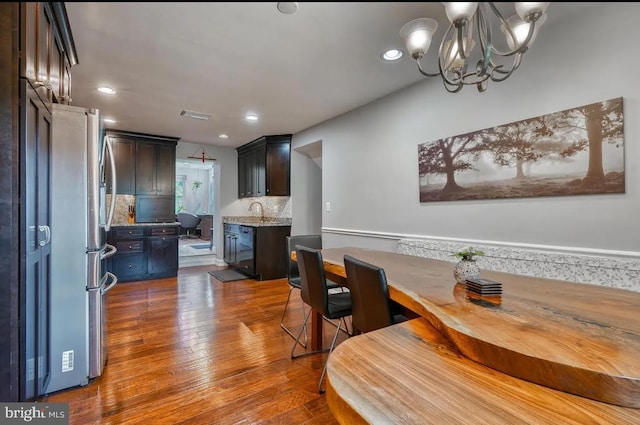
[[474, 5, 492, 78], [416, 58, 441, 78], [486, 2, 536, 57], [489, 54, 523, 82]]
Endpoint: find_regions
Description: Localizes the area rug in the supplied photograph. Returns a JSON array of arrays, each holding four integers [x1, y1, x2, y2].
[[208, 269, 248, 282], [190, 244, 211, 250]]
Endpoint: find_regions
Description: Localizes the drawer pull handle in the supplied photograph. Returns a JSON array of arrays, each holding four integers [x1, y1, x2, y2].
[[129, 264, 132, 268], [128, 245, 132, 249]]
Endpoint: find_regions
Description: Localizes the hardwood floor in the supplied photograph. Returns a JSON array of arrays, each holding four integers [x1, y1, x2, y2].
[[42, 265, 343, 424]]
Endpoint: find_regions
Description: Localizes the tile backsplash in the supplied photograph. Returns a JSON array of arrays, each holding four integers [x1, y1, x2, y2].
[[106, 194, 136, 225], [238, 196, 291, 219]]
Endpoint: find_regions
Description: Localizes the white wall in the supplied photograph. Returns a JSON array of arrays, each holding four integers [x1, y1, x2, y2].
[[290, 148, 322, 235], [292, 4, 640, 254]]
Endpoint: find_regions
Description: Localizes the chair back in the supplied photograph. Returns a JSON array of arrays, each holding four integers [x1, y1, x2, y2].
[[177, 212, 201, 229], [286, 235, 322, 286], [296, 246, 329, 316], [344, 255, 394, 335]]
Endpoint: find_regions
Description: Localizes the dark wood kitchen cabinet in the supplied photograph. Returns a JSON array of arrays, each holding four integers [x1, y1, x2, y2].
[[107, 225, 178, 282], [237, 135, 291, 198], [2, 2, 78, 401], [223, 223, 291, 280], [20, 3, 76, 105], [105, 136, 136, 194], [136, 140, 176, 196], [103, 130, 180, 222]]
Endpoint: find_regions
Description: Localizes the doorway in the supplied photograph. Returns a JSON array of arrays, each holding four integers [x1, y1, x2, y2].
[[175, 159, 216, 267]]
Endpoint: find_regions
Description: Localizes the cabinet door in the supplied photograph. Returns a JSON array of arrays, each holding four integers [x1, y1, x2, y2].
[[244, 150, 255, 197], [135, 142, 156, 194], [21, 82, 52, 400], [50, 31, 63, 103], [106, 137, 135, 195], [20, 3, 38, 81], [36, 3, 53, 103], [155, 143, 175, 195], [266, 143, 290, 196], [254, 144, 266, 197], [238, 152, 246, 198], [148, 236, 178, 275], [61, 57, 71, 104]]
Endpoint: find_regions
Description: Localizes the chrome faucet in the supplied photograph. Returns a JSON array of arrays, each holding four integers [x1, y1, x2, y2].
[[248, 201, 265, 222]]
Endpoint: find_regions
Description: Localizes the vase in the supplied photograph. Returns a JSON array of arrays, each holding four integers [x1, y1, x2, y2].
[[453, 259, 480, 284]]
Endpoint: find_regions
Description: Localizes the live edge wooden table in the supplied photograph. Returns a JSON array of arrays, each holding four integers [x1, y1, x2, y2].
[[309, 247, 640, 424]]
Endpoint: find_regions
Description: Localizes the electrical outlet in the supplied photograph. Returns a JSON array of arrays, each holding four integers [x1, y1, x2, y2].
[[325, 202, 331, 212]]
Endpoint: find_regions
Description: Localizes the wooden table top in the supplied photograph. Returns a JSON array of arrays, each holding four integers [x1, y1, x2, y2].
[[319, 247, 640, 408], [326, 318, 640, 425]]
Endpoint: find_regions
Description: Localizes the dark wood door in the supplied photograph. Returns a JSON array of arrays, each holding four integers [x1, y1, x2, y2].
[[238, 151, 246, 197], [106, 137, 135, 195], [254, 144, 266, 197], [36, 3, 52, 103], [244, 150, 255, 197], [155, 142, 175, 195], [266, 143, 290, 196], [21, 81, 52, 400], [135, 142, 156, 195], [148, 236, 178, 275]]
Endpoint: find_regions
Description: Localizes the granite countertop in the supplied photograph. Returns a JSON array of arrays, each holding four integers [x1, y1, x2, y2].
[[223, 216, 292, 227], [111, 222, 180, 227]]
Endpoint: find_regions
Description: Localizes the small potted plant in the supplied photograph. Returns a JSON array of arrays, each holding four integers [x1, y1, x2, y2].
[[452, 246, 484, 284]]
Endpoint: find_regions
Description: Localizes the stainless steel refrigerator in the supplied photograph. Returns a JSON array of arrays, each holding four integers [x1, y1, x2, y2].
[[47, 103, 118, 393]]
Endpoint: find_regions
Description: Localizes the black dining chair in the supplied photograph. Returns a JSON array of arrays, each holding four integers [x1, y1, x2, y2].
[[291, 246, 352, 394], [343, 254, 409, 336], [281, 235, 343, 348]]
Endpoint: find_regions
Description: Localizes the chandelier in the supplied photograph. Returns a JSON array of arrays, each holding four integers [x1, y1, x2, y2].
[[399, 2, 550, 93]]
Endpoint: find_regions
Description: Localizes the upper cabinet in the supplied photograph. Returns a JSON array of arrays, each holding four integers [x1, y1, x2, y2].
[[237, 135, 291, 198], [20, 3, 77, 106], [104, 130, 180, 222]]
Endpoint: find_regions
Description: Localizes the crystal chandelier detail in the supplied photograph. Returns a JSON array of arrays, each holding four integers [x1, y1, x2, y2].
[[400, 2, 550, 93]]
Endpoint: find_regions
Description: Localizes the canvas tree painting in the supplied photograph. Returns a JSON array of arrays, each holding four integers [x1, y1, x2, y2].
[[418, 97, 625, 202]]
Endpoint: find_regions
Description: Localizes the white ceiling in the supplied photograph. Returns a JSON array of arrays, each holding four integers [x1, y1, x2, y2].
[[66, 2, 590, 149]]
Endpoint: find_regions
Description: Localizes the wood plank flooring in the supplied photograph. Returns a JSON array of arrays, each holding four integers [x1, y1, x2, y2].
[[42, 265, 343, 425]]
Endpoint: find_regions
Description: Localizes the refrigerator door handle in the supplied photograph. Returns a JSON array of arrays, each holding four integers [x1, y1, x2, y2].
[[102, 272, 118, 294], [38, 225, 51, 247], [101, 243, 118, 259], [104, 136, 117, 231]]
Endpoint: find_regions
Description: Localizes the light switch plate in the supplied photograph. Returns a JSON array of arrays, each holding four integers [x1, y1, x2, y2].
[[325, 202, 331, 212]]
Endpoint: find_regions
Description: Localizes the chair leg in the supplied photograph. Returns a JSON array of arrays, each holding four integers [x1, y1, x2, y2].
[[318, 318, 343, 394], [291, 308, 330, 359], [280, 287, 307, 348]]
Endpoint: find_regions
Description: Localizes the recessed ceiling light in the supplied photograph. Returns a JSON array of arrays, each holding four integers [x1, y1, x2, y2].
[[382, 49, 403, 61], [180, 110, 212, 121], [245, 114, 259, 121], [218, 134, 229, 139], [277, 2, 299, 14], [103, 118, 116, 124], [97, 86, 117, 95]]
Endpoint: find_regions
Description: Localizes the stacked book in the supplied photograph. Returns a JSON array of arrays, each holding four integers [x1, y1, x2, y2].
[[465, 277, 502, 296]]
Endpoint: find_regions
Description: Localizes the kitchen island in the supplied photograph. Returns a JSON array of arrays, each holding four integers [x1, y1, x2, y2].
[[222, 216, 291, 280]]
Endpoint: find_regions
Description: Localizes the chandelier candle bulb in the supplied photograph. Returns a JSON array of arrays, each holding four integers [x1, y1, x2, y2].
[[399, 2, 550, 93]]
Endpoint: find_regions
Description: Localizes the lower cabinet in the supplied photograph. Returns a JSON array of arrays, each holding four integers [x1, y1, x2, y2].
[[108, 225, 179, 282], [223, 223, 291, 281]]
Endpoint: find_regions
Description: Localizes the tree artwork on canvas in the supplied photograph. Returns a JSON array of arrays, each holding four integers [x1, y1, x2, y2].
[[418, 97, 625, 202]]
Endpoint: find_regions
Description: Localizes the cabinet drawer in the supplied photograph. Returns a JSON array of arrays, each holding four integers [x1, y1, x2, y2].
[[114, 227, 145, 239], [112, 254, 147, 280], [150, 226, 177, 236], [116, 240, 144, 254]]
